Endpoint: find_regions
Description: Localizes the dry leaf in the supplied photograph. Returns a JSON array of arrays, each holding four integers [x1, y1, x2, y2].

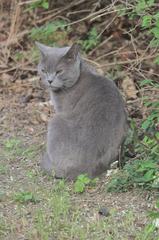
[[40, 113, 48, 123], [121, 76, 138, 99], [0, 73, 11, 86]]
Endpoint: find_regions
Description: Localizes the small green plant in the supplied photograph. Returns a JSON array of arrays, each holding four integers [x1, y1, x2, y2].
[[26, 0, 49, 10], [0, 216, 9, 237], [107, 158, 159, 192], [80, 27, 100, 52], [14, 52, 24, 61], [74, 174, 98, 193], [3, 138, 38, 160], [34, 210, 50, 240], [14, 191, 38, 204], [4, 138, 22, 157], [107, 114, 159, 192], [137, 200, 159, 240], [0, 164, 7, 174], [30, 20, 69, 45], [117, 0, 159, 55], [31, 180, 71, 239], [26, 169, 38, 181], [149, 200, 159, 221], [5, 138, 21, 150]]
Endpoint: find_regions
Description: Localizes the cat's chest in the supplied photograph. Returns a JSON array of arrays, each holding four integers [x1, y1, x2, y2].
[[50, 92, 64, 112]]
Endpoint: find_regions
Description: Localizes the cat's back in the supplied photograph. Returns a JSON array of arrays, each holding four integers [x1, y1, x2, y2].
[[79, 70, 125, 112]]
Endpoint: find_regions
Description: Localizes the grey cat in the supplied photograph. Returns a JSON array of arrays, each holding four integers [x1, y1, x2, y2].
[[36, 42, 128, 180]]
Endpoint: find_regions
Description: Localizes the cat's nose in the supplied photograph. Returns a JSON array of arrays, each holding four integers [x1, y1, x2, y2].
[[48, 80, 53, 84]]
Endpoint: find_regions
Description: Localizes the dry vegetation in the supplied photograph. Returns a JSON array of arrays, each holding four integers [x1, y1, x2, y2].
[[0, 0, 159, 239]]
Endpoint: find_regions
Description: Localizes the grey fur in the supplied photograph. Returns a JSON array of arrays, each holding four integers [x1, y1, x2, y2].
[[36, 42, 128, 180]]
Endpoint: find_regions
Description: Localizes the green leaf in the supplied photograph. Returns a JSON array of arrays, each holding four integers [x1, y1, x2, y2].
[[143, 170, 155, 182], [77, 174, 90, 184], [137, 161, 157, 171], [142, 119, 151, 130], [151, 27, 159, 38], [149, 211, 159, 219], [42, 1, 49, 9], [155, 19, 159, 28], [14, 191, 38, 203], [147, 0, 155, 7], [155, 132, 159, 139], [142, 15, 152, 28], [74, 181, 85, 193], [154, 12, 159, 20], [136, 0, 146, 13], [156, 200, 159, 209], [81, 27, 100, 52], [150, 38, 159, 47], [139, 79, 154, 86], [154, 56, 159, 65]]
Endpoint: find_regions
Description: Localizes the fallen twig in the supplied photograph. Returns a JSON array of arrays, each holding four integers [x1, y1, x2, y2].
[[99, 54, 159, 68], [37, 0, 87, 24], [88, 35, 113, 56]]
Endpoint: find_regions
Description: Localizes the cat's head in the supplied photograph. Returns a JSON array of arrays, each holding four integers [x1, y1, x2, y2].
[[36, 42, 81, 92]]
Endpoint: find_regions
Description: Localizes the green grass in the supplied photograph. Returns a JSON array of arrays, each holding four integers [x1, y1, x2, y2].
[[2, 182, 158, 240], [0, 137, 158, 240], [1, 137, 39, 160], [107, 77, 159, 193], [0, 164, 8, 174]]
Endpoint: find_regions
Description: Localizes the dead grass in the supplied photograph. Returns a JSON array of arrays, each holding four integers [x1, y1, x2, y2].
[[0, 87, 158, 240], [0, 2, 159, 239]]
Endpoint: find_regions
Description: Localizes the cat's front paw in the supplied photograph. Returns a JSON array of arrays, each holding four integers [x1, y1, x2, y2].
[[40, 152, 53, 173]]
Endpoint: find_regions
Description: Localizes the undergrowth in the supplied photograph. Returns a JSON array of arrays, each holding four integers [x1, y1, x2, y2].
[[30, 20, 70, 45], [26, 0, 49, 10], [107, 0, 159, 194], [79, 27, 100, 52], [107, 79, 159, 192]]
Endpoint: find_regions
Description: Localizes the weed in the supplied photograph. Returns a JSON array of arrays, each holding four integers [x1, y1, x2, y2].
[[0, 164, 7, 174], [14, 191, 38, 204], [30, 20, 69, 45], [14, 48, 39, 64], [74, 174, 98, 193], [34, 209, 50, 240], [3, 138, 22, 157], [135, 200, 159, 240], [108, 159, 158, 192], [5, 138, 21, 151], [107, 120, 159, 192], [0, 215, 9, 237], [26, 169, 38, 179], [80, 27, 100, 52], [14, 52, 24, 61], [148, 200, 159, 221], [30, 181, 71, 239], [26, 0, 49, 11], [117, 0, 159, 57], [2, 137, 38, 161]]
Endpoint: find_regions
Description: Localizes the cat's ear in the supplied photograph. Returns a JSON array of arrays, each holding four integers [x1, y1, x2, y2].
[[64, 43, 80, 61], [35, 42, 47, 59]]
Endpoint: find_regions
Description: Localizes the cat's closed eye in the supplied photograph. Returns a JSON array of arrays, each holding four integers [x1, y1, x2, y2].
[[56, 69, 63, 75], [41, 68, 47, 74]]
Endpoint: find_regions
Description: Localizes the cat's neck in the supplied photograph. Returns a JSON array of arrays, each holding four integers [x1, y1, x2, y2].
[[50, 60, 93, 113]]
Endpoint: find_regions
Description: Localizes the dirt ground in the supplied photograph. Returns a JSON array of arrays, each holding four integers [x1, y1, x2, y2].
[[0, 1, 159, 239], [0, 71, 158, 240]]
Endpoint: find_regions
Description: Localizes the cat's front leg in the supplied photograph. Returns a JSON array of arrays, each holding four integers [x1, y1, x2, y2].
[[40, 152, 64, 179], [40, 152, 53, 173]]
